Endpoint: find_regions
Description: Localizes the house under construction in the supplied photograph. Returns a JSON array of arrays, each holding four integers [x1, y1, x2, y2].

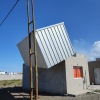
[[17, 22, 90, 94]]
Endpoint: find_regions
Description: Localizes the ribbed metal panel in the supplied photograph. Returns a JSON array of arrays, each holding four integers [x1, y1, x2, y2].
[[17, 22, 74, 68]]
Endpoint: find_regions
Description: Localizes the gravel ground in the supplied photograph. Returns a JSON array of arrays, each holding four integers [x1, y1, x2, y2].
[[0, 87, 100, 100]]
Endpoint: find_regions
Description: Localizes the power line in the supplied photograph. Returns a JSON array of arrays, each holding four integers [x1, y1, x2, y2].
[[0, 0, 19, 26]]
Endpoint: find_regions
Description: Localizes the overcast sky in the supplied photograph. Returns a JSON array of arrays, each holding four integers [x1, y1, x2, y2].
[[0, 0, 100, 72]]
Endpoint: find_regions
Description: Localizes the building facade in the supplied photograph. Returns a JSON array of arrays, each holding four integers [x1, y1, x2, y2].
[[88, 58, 100, 85], [17, 22, 90, 94], [23, 53, 90, 94]]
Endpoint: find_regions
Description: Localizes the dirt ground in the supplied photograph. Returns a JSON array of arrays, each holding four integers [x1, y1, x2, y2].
[[0, 87, 100, 100], [0, 80, 22, 87]]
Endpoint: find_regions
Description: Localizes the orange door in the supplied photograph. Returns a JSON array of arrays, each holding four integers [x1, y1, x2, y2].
[[73, 67, 77, 78], [77, 68, 82, 78]]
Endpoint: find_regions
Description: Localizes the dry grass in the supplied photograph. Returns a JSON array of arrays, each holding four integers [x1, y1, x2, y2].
[[0, 79, 22, 87]]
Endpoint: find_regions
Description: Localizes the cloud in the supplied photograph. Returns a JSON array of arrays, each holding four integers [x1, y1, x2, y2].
[[87, 56, 95, 61], [72, 39, 100, 61], [80, 39, 84, 41], [73, 40, 79, 42], [90, 41, 100, 57]]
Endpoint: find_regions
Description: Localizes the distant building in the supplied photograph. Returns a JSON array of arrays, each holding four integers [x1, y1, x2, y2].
[[9, 72, 17, 75], [17, 72, 23, 74], [0, 71, 7, 75], [88, 58, 100, 85]]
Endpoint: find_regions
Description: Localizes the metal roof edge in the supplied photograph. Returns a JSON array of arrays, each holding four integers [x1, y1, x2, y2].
[[17, 36, 29, 46], [63, 24, 75, 54], [17, 22, 64, 46], [36, 22, 64, 32]]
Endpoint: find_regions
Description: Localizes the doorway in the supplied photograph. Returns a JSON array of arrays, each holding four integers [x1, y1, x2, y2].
[[94, 68, 100, 85]]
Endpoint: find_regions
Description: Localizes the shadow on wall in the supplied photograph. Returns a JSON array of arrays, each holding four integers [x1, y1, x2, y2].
[[83, 70, 88, 90]]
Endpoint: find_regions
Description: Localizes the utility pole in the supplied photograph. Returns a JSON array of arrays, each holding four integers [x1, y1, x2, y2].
[[27, 0, 38, 100]]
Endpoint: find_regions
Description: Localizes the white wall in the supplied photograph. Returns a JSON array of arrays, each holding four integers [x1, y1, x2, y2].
[[65, 56, 90, 93], [0, 75, 22, 81], [0, 72, 7, 74]]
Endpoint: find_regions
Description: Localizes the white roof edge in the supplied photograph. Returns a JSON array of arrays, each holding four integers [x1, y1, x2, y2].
[[36, 22, 64, 32], [17, 22, 64, 45]]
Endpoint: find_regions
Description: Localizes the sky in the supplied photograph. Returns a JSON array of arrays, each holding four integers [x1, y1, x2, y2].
[[0, 0, 100, 73]]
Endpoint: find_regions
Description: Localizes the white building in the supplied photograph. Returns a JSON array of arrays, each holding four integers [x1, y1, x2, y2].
[[0, 71, 7, 75], [9, 72, 17, 75]]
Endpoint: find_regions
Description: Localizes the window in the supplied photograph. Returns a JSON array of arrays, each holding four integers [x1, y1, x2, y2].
[[73, 67, 83, 78]]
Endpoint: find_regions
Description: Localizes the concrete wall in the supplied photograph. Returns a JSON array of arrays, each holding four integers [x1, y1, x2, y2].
[[65, 56, 90, 93], [88, 61, 100, 85], [23, 61, 67, 94], [23, 54, 90, 94], [0, 75, 22, 81], [73, 53, 86, 58]]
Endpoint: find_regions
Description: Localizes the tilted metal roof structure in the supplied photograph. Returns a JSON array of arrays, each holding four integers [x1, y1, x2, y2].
[[17, 22, 74, 68]]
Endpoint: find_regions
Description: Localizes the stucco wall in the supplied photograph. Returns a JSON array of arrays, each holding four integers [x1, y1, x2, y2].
[[65, 56, 90, 93], [0, 75, 22, 81], [88, 61, 100, 85], [23, 54, 90, 94], [23, 61, 67, 94]]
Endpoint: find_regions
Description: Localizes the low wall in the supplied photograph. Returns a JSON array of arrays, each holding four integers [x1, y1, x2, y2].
[[0, 75, 22, 81]]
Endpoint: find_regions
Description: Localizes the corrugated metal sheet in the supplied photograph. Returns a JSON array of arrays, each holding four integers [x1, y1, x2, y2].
[[17, 22, 74, 68]]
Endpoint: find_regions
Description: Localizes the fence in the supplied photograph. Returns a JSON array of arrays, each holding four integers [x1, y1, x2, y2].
[[0, 74, 22, 81]]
